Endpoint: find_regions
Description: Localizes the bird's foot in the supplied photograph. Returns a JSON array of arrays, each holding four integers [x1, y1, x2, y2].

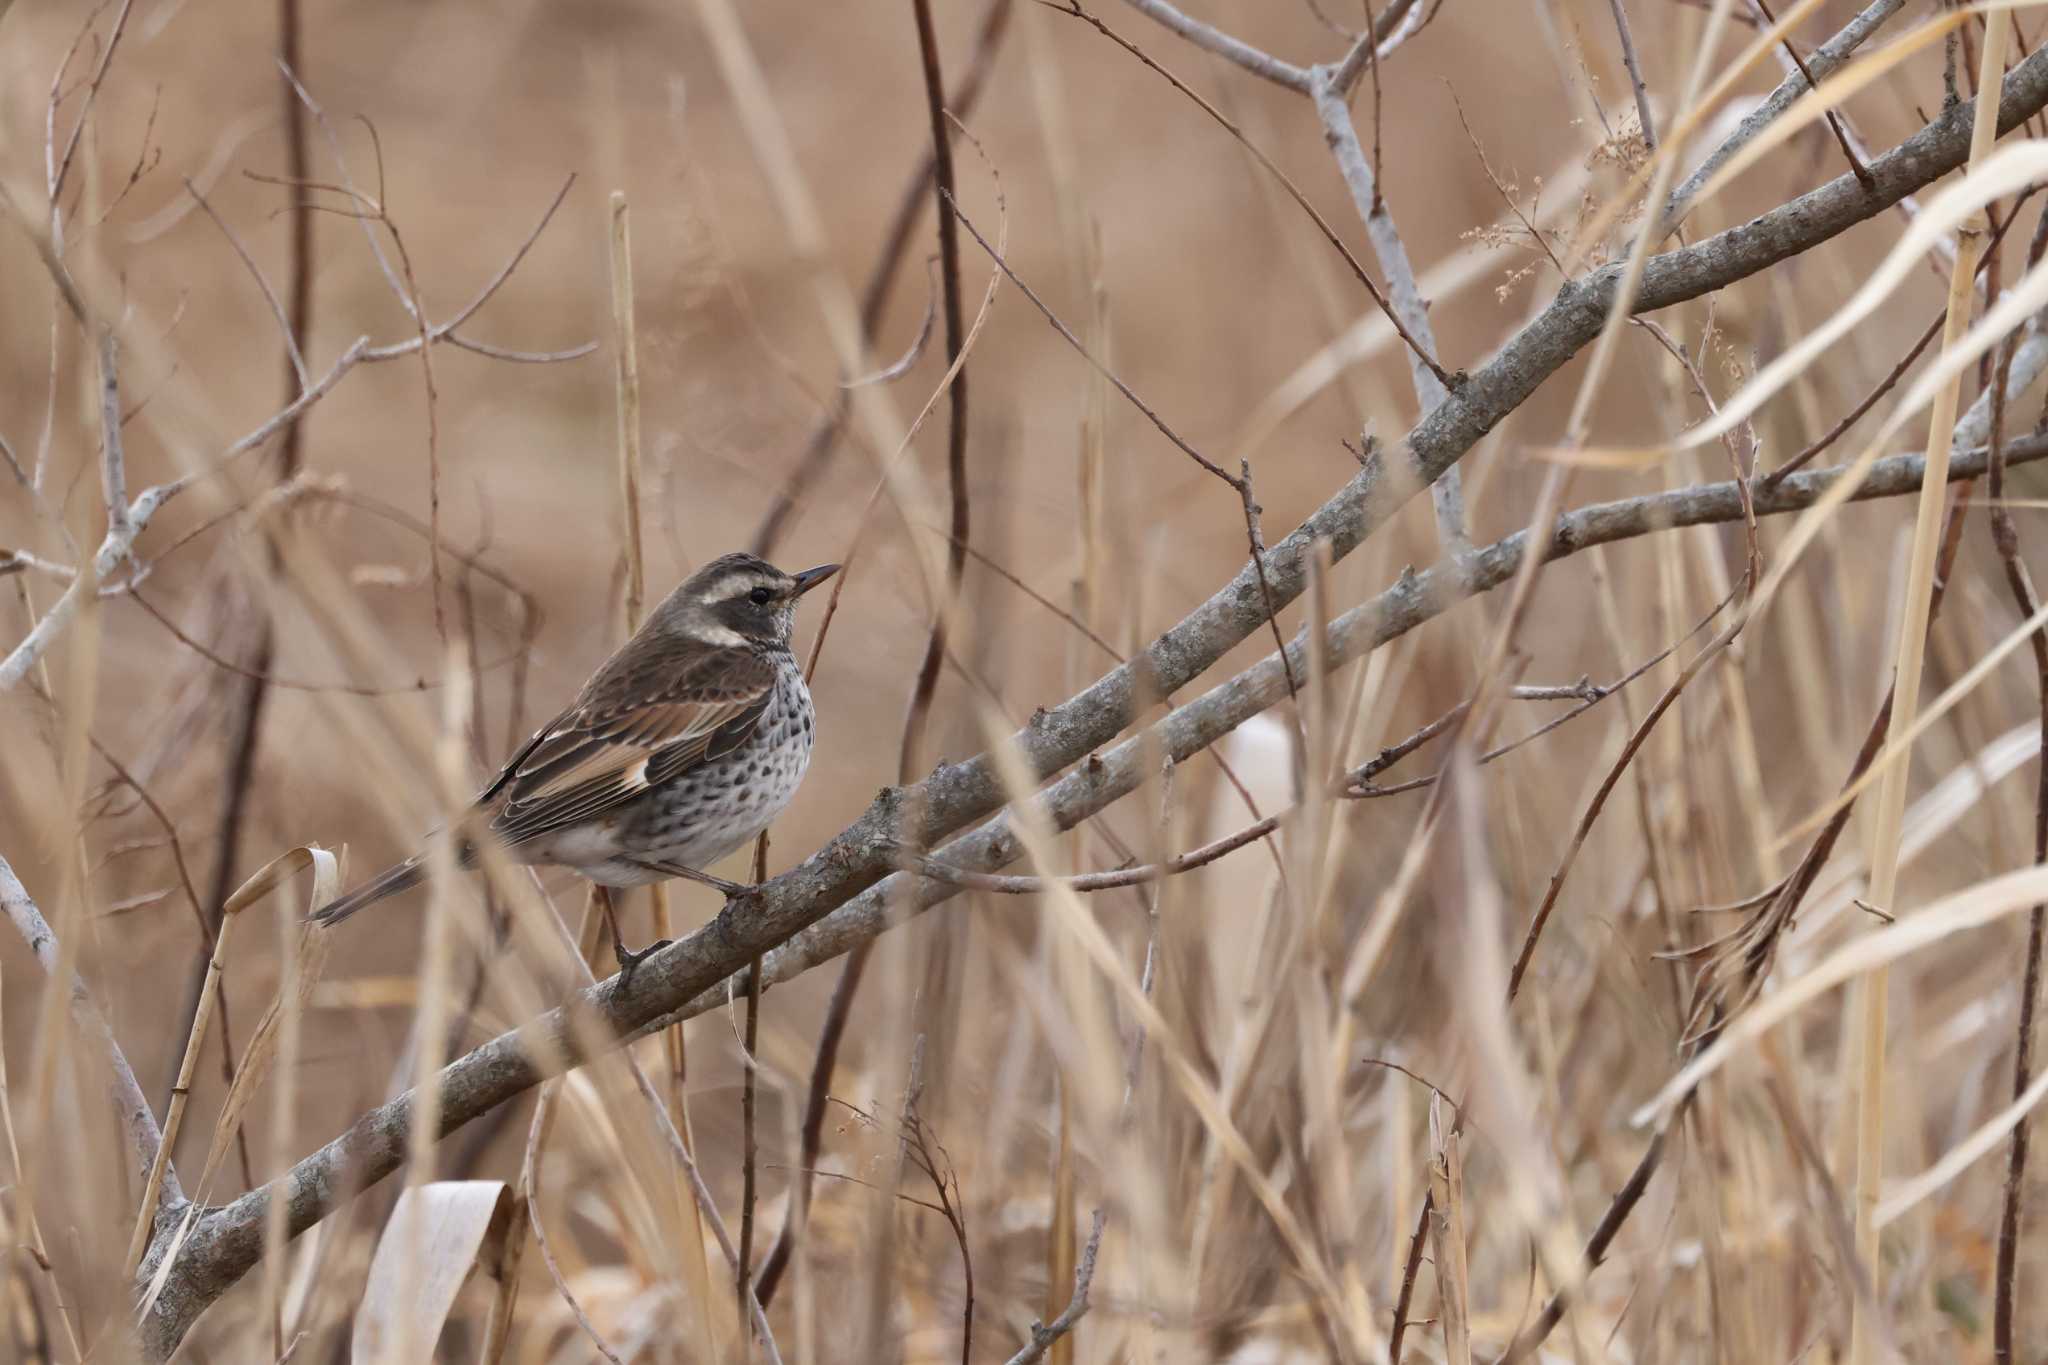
[[612, 935, 674, 993]]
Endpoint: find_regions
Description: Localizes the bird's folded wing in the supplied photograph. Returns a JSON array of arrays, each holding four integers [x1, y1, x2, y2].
[[484, 648, 775, 846]]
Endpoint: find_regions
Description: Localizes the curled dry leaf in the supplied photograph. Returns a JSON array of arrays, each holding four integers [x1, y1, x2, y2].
[[351, 1180, 517, 1362]]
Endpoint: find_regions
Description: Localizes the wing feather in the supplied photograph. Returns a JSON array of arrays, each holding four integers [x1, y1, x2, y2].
[[482, 646, 775, 848]]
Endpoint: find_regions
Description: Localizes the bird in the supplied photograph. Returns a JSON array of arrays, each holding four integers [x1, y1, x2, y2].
[[310, 551, 839, 978]]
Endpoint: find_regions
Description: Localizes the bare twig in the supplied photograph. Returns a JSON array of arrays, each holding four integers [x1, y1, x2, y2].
[[182, 177, 308, 391], [1310, 61, 1465, 549], [0, 854, 180, 1210], [749, 0, 1013, 557], [1664, 0, 1904, 230], [942, 197, 1305, 706], [48, 0, 136, 223], [1748, 0, 1872, 187], [1115, 0, 1313, 91], [890, 812, 1280, 893], [902, 0, 974, 783], [1604, 0, 1658, 149], [1003, 1209, 1105, 1365], [946, 196, 1235, 487], [1762, 307, 1944, 487], [1989, 201, 2048, 1365], [1387, 1192, 1433, 1363], [1348, 605, 1717, 797], [1057, 1, 1457, 390]]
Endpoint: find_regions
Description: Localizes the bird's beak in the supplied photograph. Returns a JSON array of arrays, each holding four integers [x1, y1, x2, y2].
[[792, 563, 841, 596]]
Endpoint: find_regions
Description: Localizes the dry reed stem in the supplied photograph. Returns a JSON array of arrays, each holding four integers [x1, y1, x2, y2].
[[122, 901, 245, 1277], [1987, 201, 2048, 1364], [1428, 1098, 1473, 1365], [609, 183, 717, 1348], [1850, 22, 2009, 1362], [391, 641, 469, 1361], [610, 192, 645, 636]]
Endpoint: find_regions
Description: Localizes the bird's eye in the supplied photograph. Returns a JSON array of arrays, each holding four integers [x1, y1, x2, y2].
[[749, 586, 774, 605]]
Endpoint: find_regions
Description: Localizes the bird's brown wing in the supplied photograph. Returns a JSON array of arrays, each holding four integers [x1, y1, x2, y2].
[[482, 646, 776, 848]]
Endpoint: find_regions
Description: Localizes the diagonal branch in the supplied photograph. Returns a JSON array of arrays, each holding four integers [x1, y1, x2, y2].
[[1309, 63, 1465, 549]]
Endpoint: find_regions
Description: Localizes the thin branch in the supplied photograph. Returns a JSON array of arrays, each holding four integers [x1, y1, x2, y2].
[[1003, 1209, 1105, 1365], [1058, 1, 1457, 391], [1310, 61, 1465, 549], [183, 178, 308, 391], [4, 156, 571, 694], [1663, 0, 1905, 231], [890, 812, 1281, 893], [0, 854, 182, 1212], [955, 190, 1309, 736], [946, 194, 1236, 487], [0, 335, 369, 692], [48, 0, 136, 218], [1509, 594, 1744, 1003], [1115, 0, 1313, 91], [749, 0, 1013, 557], [1604, 0, 1658, 150], [1348, 603, 1718, 797], [1762, 307, 1943, 487], [1748, 0, 1872, 187], [901, 0, 974, 784], [1386, 1192, 1434, 1363], [1333, 0, 1423, 94]]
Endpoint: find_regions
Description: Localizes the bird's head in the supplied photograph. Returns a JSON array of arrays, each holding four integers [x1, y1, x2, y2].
[[654, 552, 839, 650]]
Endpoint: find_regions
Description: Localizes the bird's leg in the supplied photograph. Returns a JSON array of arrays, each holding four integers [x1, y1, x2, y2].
[[629, 859, 758, 901], [597, 884, 672, 991]]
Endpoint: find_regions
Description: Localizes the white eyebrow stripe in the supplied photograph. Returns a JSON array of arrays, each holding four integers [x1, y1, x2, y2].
[[703, 573, 786, 604]]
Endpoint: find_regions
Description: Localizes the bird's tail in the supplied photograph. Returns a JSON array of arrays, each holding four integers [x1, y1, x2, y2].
[[309, 855, 427, 926]]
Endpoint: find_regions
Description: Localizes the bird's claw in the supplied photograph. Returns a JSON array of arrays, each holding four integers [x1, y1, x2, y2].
[[611, 935, 673, 993]]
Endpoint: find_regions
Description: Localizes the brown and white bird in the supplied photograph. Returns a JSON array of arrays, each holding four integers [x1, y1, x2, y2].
[[311, 552, 838, 972]]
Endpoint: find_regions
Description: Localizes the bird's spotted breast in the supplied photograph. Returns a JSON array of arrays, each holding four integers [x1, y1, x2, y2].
[[618, 661, 815, 873]]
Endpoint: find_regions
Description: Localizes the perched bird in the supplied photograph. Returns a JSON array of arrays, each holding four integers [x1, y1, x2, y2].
[[311, 552, 839, 975]]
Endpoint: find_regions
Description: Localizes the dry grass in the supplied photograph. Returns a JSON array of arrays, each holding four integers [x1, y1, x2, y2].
[[11, 0, 2048, 1360]]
